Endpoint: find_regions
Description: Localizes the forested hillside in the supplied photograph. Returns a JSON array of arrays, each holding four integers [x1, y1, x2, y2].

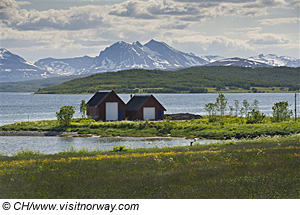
[[35, 66, 300, 94]]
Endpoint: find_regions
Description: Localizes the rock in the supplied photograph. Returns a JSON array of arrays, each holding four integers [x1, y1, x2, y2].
[[165, 113, 202, 120]]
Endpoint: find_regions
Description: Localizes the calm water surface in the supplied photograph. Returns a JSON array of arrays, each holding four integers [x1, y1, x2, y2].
[[0, 136, 220, 156], [1, 92, 299, 125]]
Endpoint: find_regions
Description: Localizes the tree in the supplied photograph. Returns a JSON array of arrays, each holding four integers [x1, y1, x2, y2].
[[229, 105, 234, 116], [80, 100, 88, 118], [215, 93, 228, 116], [234, 100, 239, 116], [56, 106, 75, 126], [272, 101, 293, 122], [247, 110, 265, 124], [204, 103, 217, 117], [252, 99, 259, 111], [251, 88, 258, 93], [241, 99, 250, 117]]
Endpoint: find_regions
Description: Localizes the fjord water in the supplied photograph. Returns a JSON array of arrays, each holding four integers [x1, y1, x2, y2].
[[0, 136, 221, 156], [0, 92, 298, 155], [0, 92, 298, 126]]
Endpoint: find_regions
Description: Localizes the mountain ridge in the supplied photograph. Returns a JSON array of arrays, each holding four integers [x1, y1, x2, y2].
[[0, 48, 54, 82], [1, 40, 299, 82]]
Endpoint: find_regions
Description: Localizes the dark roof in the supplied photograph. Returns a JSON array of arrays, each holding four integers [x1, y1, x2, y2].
[[87, 91, 110, 107], [126, 95, 151, 111]]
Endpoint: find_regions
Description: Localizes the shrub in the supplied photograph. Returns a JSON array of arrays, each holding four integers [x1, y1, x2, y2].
[[111, 146, 128, 152], [272, 101, 293, 122], [56, 106, 75, 126], [246, 109, 266, 124]]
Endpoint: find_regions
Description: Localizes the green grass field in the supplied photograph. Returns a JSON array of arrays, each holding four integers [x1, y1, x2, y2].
[[0, 135, 299, 198], [1, 117, 299, 139]]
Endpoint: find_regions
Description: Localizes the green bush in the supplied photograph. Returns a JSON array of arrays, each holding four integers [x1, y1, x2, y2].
[[56, 106, 75, 126], [111, 146, 128, 152]]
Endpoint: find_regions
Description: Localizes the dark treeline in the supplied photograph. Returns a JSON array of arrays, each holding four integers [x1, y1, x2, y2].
[[35, 66, 300, 94]]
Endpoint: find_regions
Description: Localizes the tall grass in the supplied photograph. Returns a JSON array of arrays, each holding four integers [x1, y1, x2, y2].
[[0, 135, 299, 198]]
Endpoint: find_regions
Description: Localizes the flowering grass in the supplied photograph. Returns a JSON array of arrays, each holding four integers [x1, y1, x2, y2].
[[0, 134, 299, 198]]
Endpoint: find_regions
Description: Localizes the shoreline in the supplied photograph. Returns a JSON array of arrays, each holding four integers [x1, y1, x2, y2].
[[0, 130, 77, 137], [0, 130, 188, 139]]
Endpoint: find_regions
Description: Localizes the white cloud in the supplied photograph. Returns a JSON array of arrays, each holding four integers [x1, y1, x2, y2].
[[259, 17, 300, 25], [168, 35, 254, 57], [1, 0, 299, 60], [1, 1, 109, 30], [248, 34, 290, 44]]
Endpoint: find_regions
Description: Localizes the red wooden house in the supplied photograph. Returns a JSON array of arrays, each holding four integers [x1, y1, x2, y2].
[[87, 90, 125, 121], [126, 95, 166, 120]]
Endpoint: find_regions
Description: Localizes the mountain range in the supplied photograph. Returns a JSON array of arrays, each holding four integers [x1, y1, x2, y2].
[[1, 39, 299, 82]]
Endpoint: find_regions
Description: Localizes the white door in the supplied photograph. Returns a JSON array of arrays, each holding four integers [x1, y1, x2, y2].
[[143, 107, 155, 120], [106, 102, 118, 121]]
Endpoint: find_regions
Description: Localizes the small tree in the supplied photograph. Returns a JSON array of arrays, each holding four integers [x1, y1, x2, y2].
[[252, 99, 259, 111], [246, 99, 264, 123], [272, 101, 293, 122], [204, 103, 217, 117], [229, 105, 234, 116], [234, 100, 239, 116], [247, 109, 266, 124], [215, 93, 228, 116], [80, 100, 88, 118], [241, 99, 250, 117], [56, 105, 75, 126]]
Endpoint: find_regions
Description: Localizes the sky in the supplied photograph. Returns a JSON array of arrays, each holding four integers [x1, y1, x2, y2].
[[0, 0, 299, 62]]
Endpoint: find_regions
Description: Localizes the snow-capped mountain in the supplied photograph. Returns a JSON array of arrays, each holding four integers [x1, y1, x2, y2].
[[31, 41, 300, 77], [248, 54, 300, 67], [206, 57, 272, 68], [34, 56, 95, 76], [2, 41, 299, 82], [89, 39, 207, 73], [0, 48, 52, 82], [200, 55, 224, 63], [34, 40, 208, 75]]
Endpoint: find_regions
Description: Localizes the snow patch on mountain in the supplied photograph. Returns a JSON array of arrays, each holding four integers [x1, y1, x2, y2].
[[206, 57, 272, 68], [248, 54, 300, 67], [0, 48, 52, 82], [34, 56, 95, 76]]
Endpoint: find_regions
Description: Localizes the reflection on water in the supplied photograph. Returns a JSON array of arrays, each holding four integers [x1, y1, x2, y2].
[[0, 136, 221, 156]]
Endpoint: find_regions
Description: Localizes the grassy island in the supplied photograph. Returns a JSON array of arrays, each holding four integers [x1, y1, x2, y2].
[[1, 117, 299, 139]]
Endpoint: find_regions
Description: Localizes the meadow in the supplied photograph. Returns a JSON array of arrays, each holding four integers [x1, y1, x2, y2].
[[1, 116, 299, 139], [0, 134, 299, 198]]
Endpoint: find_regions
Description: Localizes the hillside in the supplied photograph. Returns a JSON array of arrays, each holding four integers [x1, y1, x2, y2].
[[35, 66, 300, 94], [0, 75, 81, 92]]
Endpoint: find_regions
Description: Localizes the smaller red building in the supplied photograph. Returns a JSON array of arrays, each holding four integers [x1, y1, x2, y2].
[[126, 95, 166, 120], [87, 90, 125, 121]]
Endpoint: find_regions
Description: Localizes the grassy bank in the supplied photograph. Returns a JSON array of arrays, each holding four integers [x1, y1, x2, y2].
[[1, 117, 299, 139], [0, 135, 299, 198]]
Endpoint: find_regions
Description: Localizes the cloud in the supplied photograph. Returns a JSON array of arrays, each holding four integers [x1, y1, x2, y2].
[[108, 0, 290, 21], [1, 0, 295, 32], [0, 1, 108, 30], [1, 0, 299, 60], [159, 21, 189, 29], [168, 35, 254, 57], [174, 0, 255, 3], [109, 0, 200, 19], [259, 17, 300, 25], [248, 34, 290, 44]]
